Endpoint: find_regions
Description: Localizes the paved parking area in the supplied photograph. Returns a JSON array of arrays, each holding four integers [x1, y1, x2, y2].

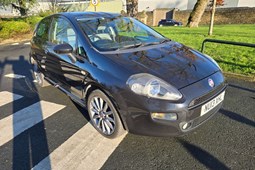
[[0, 43, 254, 170]]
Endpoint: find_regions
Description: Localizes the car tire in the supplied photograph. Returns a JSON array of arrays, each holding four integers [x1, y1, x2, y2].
[[87, 89, 125, 138], [30, 56, 49, 87]]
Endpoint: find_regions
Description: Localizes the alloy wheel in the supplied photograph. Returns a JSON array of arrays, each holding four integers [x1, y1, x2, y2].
[[33, 63, 42, 85], [89, 96, 116, 135]]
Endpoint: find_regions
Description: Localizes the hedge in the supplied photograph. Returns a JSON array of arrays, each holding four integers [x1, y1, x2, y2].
[[0, 16, 43, 40]]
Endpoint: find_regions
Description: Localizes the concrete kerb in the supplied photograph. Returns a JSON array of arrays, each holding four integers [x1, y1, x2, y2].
[[0, 39, 31, 46], [224, 72, 255, 82]]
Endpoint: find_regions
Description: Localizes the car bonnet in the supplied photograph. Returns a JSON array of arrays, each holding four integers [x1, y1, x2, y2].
[[102, 41, 220, 89]]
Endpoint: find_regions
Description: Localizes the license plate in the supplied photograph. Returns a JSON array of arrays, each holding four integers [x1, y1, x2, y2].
[[200, 91, 225, 116]]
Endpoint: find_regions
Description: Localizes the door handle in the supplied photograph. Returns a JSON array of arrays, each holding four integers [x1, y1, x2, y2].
[[44, 49, 49, 54], [81, 70, 87, 75]]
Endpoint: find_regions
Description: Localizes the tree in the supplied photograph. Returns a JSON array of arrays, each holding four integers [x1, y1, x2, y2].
[[0, 0, 36, 16], [126, 0, 138, 18], [187, 0, 209, 27], [49, 0, 57, 13], [208, 0, 224, 35]]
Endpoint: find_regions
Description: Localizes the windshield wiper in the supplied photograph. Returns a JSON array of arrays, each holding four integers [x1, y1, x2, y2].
[[139, 39, 172, 47], [136, 39, 171, 47], [141, 42, 160, 47], [160, 39, 171, 44], [117, 39, 171, 51], [117, 42, 142, 50]]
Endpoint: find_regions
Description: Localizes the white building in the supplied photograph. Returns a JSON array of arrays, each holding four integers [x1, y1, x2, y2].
[[138, 0, 255, 12], [1, 0, 254, 16], [0, 0, 126, 16]]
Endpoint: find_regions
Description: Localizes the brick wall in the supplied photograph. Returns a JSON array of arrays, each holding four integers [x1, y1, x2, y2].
[[173, 7, 255, 26], [137, 11, 154, 26]]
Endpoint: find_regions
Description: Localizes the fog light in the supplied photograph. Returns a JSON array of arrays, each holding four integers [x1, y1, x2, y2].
[[180, 122, 192, 130], [151, 113, 177, 121]]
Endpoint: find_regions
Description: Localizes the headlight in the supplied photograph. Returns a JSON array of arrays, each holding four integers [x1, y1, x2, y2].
[[127, 73, 182, 100]]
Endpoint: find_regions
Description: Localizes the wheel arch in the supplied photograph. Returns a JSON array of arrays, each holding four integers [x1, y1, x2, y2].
[[84, 82, 128, 131]]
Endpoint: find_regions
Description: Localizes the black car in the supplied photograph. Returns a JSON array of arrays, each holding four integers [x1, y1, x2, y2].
[[30, 12, 226, 138], [158, 19, 182, 27]]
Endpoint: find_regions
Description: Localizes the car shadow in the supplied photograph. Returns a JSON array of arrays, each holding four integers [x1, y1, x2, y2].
[[177, 138, 230, 170], [0, 60, 3, 87], [228, 83, 255, 93], [219, 109, 255, 128], [71, 99, 90, 121], [0, 55, 51, 169]]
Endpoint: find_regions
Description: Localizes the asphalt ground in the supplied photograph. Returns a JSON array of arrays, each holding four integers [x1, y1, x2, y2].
[[0, 42, 254, 170]]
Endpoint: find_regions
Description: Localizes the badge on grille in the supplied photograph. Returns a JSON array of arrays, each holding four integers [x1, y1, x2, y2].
[[208, 78, 214, 87]]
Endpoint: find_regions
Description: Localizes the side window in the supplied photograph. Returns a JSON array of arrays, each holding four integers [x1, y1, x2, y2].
[[35, 17, 51, 43], [49, 17, 77, 50]]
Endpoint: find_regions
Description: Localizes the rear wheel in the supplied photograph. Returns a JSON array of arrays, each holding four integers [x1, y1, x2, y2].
[[30, 57, 49, 87], [87, 89, 125, 138]]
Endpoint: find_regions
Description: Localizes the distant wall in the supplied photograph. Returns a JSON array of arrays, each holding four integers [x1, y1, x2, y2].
[[138, 7, 255, 27], [152, 8, 174, 26], [173, 7, 255, 25]]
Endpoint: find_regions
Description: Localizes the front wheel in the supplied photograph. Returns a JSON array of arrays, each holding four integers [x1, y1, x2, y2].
[[87, 89, 125, 138]]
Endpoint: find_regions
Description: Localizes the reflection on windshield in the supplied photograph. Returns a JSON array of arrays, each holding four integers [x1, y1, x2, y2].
[[78, 17, 169, 51]]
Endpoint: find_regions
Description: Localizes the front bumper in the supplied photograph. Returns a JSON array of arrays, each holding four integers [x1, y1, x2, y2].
[[116, 71, 227, 137]]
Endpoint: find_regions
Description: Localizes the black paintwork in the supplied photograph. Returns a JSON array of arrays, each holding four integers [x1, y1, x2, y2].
[[30, 12, 226, 136]]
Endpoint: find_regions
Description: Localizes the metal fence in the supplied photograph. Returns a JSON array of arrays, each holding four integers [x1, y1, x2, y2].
[[201, 39, 255, 53]]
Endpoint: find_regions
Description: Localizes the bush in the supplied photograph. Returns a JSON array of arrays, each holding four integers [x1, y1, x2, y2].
[[38, 10, 54, 17], [0, 21, 31, 39], [25, 16, 43, 29], [0, 15, 43, 40]]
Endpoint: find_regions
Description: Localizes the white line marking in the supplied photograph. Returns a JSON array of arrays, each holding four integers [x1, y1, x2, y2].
[[0, 100, 65, 147], [4, 73, 26, 79], [0, 91, 23, 107], [33, 123, 127, 170], [24, 42, 31, 45], [11, 43, 19, 45]]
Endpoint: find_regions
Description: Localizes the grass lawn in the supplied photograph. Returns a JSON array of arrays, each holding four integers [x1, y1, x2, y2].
[[154, 24, 255, 76]]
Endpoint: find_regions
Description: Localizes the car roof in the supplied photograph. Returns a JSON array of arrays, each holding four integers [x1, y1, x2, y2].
[[161, 19, 174, 21], [60, 12, 121, 20]]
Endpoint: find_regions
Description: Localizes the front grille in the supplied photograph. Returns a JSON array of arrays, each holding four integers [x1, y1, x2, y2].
[[189, 83, 226, 108]]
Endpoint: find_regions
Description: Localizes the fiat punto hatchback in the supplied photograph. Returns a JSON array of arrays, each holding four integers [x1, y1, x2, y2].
[[30, 12, 227, 138]]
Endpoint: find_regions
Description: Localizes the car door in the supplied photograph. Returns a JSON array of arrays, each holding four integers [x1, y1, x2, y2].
[[46, 16, 85, 98], [166, 20, 173, 26], [31, 16, 52, 77]]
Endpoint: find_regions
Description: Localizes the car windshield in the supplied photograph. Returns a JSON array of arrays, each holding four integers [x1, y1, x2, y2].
[[77, 16, 169, 51]]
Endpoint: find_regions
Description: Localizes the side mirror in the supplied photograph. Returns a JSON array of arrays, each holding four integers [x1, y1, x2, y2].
[[54, 43, 73, 54], [53, 43, 77, 63]]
